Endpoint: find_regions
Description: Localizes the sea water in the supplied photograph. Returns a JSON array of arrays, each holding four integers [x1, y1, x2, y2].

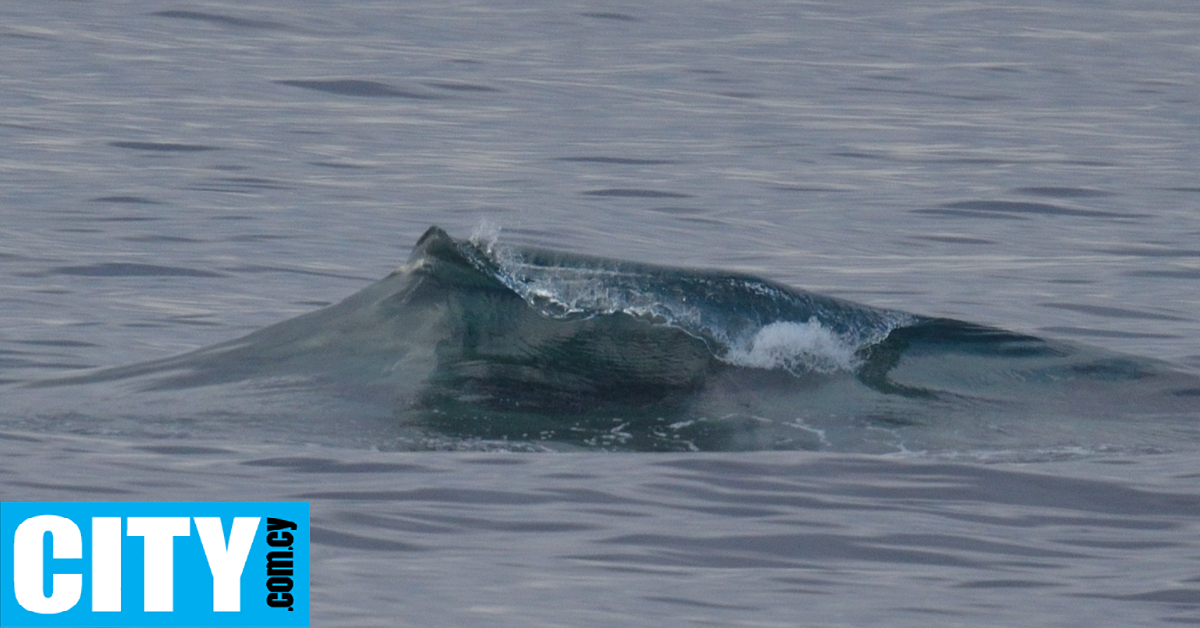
[[3, 0, 1200, 625]]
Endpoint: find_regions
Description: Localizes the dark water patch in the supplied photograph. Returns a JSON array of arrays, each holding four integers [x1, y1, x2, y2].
[[242, 456, 429, 474], [1, 353, 41, 371], [539, 487, 654, 508], [1127, 269, 1200, 281], [10, 480, 132, 495], [1102, 245, 1200, 258], [1076, 588, 1200, 607], [1156, 612, 1200, 623], [644, 206, 705, 216], [311, 526, 425, 552], [1128, 80, 1175, 94], [297, 488, 553, 505], [8, 360, 96, 371], [0, 122, 45, 132], [156, 317, 222, 328], [596, 532, 979, 568], [30, 286, 71, 294], [1055, 539, 1179, 550], [983, 65, 1025, 73], [135, 445, 237, 456], [643, 596, 757, 611], [769, 184, 848, 192], [185, 176, 291, 193], [909, 234, 996, 245], [152, 10, 290, 31], [663, 458, 1200, 518], [1040, 326, 1177, 340], [849, 86, 930, 97], [121, 319, 219, 330], [584, 188, 692, 198], [1015, 186, 1115, 198], [581, 11, 640, 22], [0, 29, 53, 41], [768, 575, 837, 593], [832, 150, 885, 160], [89, 196, 165, 204], [223, 264, 368, 281], [917, 200, 1130, 220], [674, 504, 785, 518], [13, 339, 99, 348], [109, 140, 217, 152], [0, 432, 44, 443], [83, 216, 161, 223], [459, 456, 530, 466], [559, 157, 675, 165], [895, 607, 971, 618], [1167, 187, 1200, 193], [942, 92, 1014, 102], [228, 234, 288, 242], [881, 533, 1086, 560], [678, 216, 727, 227], [48, 262, 226, 278], [935, 157, 1014, 166], [309, 160, 372, 169], [339, 512, 453, 535], [276, 79, 441, 99], [1063, 159, 1118, 167], [399, 512, 592, 534], [1040, 302, 1190, 322], [569, 549, 800, 570], [955, 579, 1061, 589], [848, 86, 1013, 102], [422, 80, 501, 93], [924, 482, 1196, 522], [122, 235, 204, 244], [642, 480, 826, 511]]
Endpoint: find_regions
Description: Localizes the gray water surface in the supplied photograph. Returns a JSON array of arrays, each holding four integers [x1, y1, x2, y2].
[[3, 0, 1200, 625], [3, 435, 1199, 627]]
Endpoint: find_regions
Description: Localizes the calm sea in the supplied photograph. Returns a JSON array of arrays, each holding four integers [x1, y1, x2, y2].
[[3, 1, 1199, 625]]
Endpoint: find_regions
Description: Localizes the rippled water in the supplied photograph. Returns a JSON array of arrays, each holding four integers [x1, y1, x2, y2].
[[4, 437, 1200, 626], [3, 0, 1200, 625]]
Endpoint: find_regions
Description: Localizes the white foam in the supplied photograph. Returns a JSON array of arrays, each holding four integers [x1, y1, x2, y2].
[[722, 319, 860, 374], [468, 218, 501, 252]]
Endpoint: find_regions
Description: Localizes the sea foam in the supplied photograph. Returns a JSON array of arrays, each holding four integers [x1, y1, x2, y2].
[[723, 319, 860, 374]]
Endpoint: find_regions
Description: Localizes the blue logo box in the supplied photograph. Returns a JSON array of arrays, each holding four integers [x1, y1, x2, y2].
[[1, 502, 309, 627]]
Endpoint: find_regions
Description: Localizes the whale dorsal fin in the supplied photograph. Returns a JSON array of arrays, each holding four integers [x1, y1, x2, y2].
[[416, 225, 452, 247]]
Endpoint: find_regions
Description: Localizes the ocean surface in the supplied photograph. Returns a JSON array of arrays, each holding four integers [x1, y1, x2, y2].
[[3, 0, 1200, 625]]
